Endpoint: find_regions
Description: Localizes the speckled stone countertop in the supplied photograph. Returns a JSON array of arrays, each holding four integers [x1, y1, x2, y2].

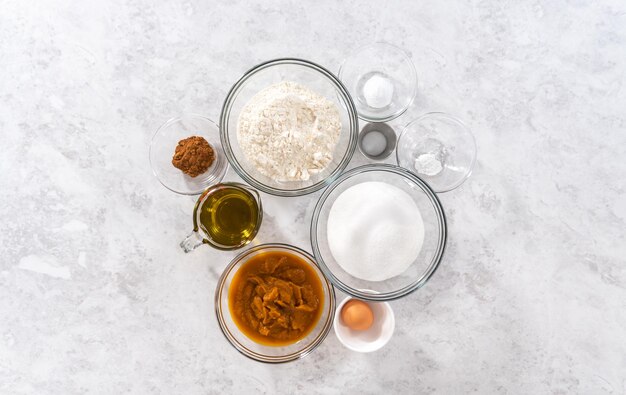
[[1, 0, 625, 393]]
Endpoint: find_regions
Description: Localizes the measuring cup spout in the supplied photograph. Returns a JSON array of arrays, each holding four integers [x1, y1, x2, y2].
[[180, 230, 204, 253]]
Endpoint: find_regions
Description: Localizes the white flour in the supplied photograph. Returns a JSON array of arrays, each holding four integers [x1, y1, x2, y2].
[[327, 181, 425, 282], [237, 81, 342, 182]]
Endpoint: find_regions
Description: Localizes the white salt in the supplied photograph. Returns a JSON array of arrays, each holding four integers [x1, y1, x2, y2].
[[326, 181, 425, 282], [362, 74, 394, 109]]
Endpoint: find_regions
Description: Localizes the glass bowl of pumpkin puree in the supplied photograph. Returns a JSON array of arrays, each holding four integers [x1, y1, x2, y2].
[[215, 243, 336, 363]]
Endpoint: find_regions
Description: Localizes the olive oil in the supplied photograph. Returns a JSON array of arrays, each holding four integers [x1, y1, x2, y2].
[[197, 185, 260, 248]]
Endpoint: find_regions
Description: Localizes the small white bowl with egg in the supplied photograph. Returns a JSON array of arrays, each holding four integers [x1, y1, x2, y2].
[[333, 295, 395, 353]]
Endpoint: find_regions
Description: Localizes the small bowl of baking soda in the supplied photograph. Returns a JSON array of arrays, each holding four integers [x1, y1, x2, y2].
[[396, 112, 477, 193]]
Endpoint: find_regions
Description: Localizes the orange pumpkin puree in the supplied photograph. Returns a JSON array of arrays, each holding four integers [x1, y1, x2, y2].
[[228, 251, 324, 346]]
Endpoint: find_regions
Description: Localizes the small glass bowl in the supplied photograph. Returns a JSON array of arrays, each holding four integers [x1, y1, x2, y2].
[[149, 114, 228, 195], [339, 42, 418, 122], [215, 243, 336, 363], [310, 164, 447, 301], [220, 58, 359, 197], [396, 112, 477, 193]]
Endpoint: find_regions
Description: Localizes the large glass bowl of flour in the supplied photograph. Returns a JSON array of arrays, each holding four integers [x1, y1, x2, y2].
[[311, 164, 447, 301], [220, 58, 359, 196]]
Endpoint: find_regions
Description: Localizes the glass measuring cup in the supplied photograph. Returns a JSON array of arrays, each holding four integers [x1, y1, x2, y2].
[[180, 182, 263, 252]]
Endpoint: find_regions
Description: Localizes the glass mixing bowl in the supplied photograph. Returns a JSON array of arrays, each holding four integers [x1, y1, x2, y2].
[[215, 243, 336, 363], [310, 164, 447, 301], [149, 114, 228, 195], [396, 112, 477, 193], [339, 42, 418, 122], [219, 58, 359, 197]]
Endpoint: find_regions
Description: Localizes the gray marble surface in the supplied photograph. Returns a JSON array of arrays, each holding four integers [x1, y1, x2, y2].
[[1, 0, 625, 393]]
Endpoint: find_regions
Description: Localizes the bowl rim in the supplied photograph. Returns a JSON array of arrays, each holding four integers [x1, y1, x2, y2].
[[396, 112, 477, 193], [310, 164, 447, 301], [214, 243, 337, 363], [149, 113, 229, 196], [219, 58, 359, 197], [338, 41, 418, 123]]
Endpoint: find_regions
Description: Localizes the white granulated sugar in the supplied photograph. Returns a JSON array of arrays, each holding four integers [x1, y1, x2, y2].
[[327, 181, 425, 282], [237, 81, 342, 182]]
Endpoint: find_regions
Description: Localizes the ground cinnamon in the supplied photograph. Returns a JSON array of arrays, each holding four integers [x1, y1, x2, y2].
[[172, 136, 215, 177]]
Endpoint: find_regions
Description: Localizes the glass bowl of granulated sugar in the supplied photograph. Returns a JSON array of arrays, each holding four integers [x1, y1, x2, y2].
[[310, 164, 447, 301], [219, 58, 359, 197]]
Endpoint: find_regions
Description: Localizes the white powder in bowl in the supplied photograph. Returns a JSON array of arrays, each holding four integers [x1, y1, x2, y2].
[[361, 130, 387, 157], [414, 153, 443, 176], [363, 74, 394, 109], [326, 181, 425, 282], [237, 81, 342, 182]]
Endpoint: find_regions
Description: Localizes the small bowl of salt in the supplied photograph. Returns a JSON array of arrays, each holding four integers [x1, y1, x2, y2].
[[338, 42, 417, 122]]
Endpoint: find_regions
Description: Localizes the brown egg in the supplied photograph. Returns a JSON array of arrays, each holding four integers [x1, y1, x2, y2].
[[341, 299, 374, 331]]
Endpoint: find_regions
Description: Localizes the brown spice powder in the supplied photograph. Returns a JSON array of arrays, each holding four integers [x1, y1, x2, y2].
[[172, 136, 215, 177]]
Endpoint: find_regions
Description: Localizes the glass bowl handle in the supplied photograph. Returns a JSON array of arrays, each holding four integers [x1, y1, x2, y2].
[[180, 230, 205, 253]]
